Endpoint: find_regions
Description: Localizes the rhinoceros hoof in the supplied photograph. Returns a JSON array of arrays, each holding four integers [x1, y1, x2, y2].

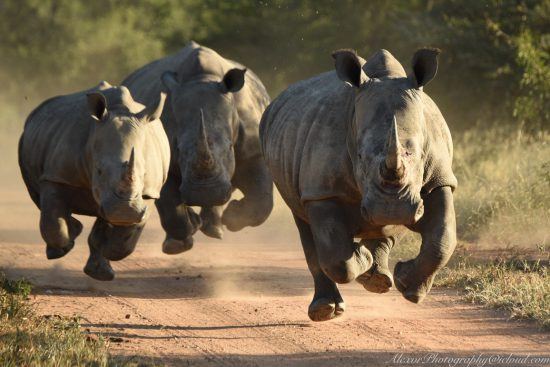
[[162, 237, 193, 255], [394, 260, 427, 304], [68, 217, 83, 239], [84, 257, 115, 281], [200, 224, 224, 239], [308, 298, 345, 322], [46, 241, 74, 260], [356, 265, 393, 294]]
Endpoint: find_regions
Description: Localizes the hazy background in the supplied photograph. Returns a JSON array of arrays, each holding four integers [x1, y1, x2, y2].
[[0, 0, 548, 252]]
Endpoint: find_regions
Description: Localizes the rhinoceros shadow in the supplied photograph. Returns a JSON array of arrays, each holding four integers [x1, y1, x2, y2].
[[6, 264, 311, 300]]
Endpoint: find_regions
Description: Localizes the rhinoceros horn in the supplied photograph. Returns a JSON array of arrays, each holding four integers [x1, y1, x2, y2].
[[195, 109, 215, 170], [383, 116, 405, 179], [120, 147, 135, 192]]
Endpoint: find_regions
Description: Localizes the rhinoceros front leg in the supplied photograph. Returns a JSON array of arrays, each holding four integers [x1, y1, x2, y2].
[[222, 156, 273, 232], [294, 214, 345, 322], [356, 237, 396, 293], [305, 200, 373, 285], [199, 206, 224, 239], [155, 175, 201, 254], [39, 182, 83, 260], [84, 217, 145, 281], [394, 186, 456, 303]]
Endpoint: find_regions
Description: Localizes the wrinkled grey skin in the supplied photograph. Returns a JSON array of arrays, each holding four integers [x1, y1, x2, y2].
[[260, 48, 457, 321], [19, 82, 170, 281], [123, 41, 273, 253]]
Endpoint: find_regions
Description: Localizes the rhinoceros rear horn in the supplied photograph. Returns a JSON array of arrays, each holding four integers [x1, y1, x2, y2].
[[87, 92, 108, 121], [221, 68, 246, 93], [332, 49, 369, 88], [411, 47, 440, 88], [136, 92, 166, 123]]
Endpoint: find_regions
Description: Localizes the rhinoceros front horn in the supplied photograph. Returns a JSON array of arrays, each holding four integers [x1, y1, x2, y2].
[[382, 117, 405, 180], [195, 109, 215, 170], [120, 147, 135, 193]]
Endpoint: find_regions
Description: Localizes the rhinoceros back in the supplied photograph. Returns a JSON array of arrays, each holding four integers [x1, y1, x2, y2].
[[260, 71, 360, 218]]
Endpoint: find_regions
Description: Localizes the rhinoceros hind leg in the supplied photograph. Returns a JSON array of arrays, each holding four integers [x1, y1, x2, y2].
[[162, 236, 193, 254], [308, 296, 345, 322], [294, 213, 345, 322], [356, 238, 395, 293], [199, 206, 224, 239]]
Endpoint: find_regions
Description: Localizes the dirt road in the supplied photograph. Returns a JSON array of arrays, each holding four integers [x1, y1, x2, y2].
[[0, 185, 548, 366]]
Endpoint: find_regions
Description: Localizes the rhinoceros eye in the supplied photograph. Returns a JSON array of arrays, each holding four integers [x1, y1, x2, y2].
[[96, 168, 103, 176]]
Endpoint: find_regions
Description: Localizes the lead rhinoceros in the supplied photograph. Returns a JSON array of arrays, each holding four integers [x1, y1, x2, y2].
[[19, 82, 170, 281], [260, 48, 457, 321], [122, 41, 273, 254]]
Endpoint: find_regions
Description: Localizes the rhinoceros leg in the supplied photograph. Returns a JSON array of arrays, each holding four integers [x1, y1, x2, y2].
[[84, 218, 145, 281], [394, 186, 456, 303], [305, 200, 373, 284], [294, 214, 344, 322], [222, 156, 273, 232], [156, 176, 201, 254], [39, 182, 83, 260], [356, 237, 395, 293], [199, 206, 224, 239]]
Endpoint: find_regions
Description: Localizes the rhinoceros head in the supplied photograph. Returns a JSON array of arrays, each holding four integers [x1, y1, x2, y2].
[[87, 85, 166, 227], [160, 69, 245, 206], [333, 48, 440, 226]]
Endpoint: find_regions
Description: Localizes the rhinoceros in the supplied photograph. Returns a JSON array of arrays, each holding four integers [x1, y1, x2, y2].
[[122, 41, 273, 254], [260, 48, 457, 321], [19, 82, 170, 281]]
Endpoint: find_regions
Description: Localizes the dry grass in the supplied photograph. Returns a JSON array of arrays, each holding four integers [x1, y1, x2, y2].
[[435, 255, 550, 329], [0, 274, 159, 367], [434, 127, 549, 328]]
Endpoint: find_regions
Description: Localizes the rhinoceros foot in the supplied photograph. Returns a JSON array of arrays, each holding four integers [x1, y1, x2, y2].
[[356, 264, 393, 293], [162, 236, 193, 255], [308, 297, 346, 322], [44, 217, 82, 259], [84, 254, 115, 281], [199, 209, 224, 239], [394, 259, 433, 304], [46, 241, 74, 260], [200, 224, 223, 239]]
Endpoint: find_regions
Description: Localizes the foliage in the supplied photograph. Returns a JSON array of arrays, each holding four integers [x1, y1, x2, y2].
[[435, 255, 550, 329], [0, 0, 548, 133], [0, 273, 157, 366], [452, 127, 550, 247]]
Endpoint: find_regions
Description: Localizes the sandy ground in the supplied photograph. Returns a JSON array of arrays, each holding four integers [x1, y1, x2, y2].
[[0, 181, 549, 366]]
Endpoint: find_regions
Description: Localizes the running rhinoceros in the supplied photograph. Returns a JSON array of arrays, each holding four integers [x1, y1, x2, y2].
[[19, 82, 170, 281], [122, 41, 273, 254], [260, 48, 457, 321]]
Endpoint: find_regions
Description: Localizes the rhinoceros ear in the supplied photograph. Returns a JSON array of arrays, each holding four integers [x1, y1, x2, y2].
[[411, 48, 440, 88], [136, 92, 167, 123], [332, 49, 369, 88], [221, 68, 246, 93], [86, 92, 108, 121], [161, 71, 179, 92]]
